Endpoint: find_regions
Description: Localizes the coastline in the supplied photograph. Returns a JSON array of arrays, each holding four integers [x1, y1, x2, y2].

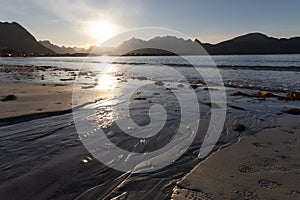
[[172, 116, 300, 200]]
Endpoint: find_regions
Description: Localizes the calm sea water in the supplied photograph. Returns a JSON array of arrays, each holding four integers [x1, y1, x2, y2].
[[1, 55, 299, 92], [1, 54, 300, 68]]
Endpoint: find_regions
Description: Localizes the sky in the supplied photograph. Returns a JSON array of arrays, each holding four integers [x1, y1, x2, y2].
[[1, 0, 300, 47]]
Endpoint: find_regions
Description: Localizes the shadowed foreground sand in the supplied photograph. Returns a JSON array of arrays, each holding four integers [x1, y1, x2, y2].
[[172, 117, 300, 200]]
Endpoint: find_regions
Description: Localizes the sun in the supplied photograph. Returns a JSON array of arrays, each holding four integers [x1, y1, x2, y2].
[[90, 21, 116, 42]]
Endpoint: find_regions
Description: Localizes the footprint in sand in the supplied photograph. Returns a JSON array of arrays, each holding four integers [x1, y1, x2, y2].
[[239, 157, 284, 173], [262, 158, 277, 167], [234, 190, 257, 200], [284, 138, 299, 149], [282, 129, 296, 134], [258, 179, 281, 190], [278, 155, 288, 160], [173, 187, 211, 200], [238, 165, 258, 173], [173, 181, 212, 200], [252, 142, 272, 148], [290, 190, 300, 198], [288, 138, 298, 145]]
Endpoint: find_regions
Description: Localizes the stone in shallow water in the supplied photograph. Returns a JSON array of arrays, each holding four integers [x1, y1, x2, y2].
[[154, 80, 164, 86], [233, 123, 246, 132], [231, 91, 252, 97], [287, 92, 300, 101], [231, 91, 281, 99], [282, 108, 300, 115], [133, 97, 147, 100], [190, 84, 200, 89]]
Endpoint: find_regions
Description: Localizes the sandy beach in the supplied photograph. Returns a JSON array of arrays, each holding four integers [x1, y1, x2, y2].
[[0, 81, 111, 124], [0, 82, 73, 118], [172, 116, 300, 200]]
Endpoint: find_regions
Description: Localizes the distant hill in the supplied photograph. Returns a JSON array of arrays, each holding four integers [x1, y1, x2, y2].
[[39, 40, 76, 54], [39, 40, 94, 54], [0, 22, 54, 56], [114, 33, 300, 55], [122, 48, 177, 56], [114, 36, 205, 55], [200, 33, 300, 55]]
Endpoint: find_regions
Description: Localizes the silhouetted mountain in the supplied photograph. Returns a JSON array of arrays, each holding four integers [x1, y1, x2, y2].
[[123, 48, 177, 56], [114, 36, 206, 55], [39, 40, 76, 54], [38, 41, 102, 55], [200, 33, 300, 55], [113, 33, 300, 55], [0, 22, 54, 55], [73, 46, 92, 54]]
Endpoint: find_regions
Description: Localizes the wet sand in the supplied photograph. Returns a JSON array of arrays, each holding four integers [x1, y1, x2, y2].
[[0, 81, 123, 199], [0, 81, 110, 120], [0, 82, 73, 119], [0, 112, 125, 200], [172, 116, 300, 200]]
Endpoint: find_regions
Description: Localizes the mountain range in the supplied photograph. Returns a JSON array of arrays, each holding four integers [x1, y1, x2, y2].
[[0, 22, 54, 56], [1, 22, 300, 56]]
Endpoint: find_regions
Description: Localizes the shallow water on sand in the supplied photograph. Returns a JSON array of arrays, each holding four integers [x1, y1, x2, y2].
[[0, 89, 298, 199]]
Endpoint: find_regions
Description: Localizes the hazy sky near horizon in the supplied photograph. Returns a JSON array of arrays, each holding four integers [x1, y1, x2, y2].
[[1, 0, 300, 47]]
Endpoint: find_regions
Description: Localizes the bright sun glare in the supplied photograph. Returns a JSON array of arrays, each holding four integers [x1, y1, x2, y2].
[[90, 21, 116, 42]]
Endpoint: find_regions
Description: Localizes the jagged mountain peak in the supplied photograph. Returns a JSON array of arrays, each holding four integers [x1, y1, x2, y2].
[[0, 21, 54, 55]]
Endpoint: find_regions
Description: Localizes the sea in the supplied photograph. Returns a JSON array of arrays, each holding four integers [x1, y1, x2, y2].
[[0, 54, 299, 92]]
